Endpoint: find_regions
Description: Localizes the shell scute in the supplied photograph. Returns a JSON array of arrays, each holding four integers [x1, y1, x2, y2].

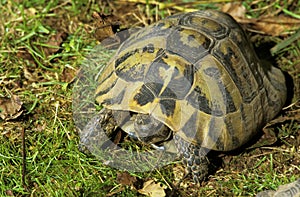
[[95, 10, 286, 151]]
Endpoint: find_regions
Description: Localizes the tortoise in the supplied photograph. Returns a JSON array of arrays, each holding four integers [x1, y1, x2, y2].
[[80, 9, 287, 183]]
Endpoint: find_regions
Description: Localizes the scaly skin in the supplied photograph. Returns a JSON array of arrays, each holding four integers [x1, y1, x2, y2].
[[174, 135, 209, 183]]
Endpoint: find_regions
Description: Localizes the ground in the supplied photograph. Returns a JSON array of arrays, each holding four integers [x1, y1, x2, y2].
[[0, 0, 299, 196]]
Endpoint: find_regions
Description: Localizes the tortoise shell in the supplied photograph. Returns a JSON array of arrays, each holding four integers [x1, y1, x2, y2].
[[95, 10, 286, 152]]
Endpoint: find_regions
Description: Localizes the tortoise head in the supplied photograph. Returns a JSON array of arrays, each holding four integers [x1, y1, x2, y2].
[[131, 113, 172, 144]]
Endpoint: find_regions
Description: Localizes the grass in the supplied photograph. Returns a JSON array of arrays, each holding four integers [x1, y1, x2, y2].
[[0, 0, 299, 196]]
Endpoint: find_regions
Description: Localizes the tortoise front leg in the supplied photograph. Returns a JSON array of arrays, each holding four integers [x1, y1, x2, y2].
[[80, 108, 133, 153], [79, 108, 118, 153], [174, 135, 210, 183]]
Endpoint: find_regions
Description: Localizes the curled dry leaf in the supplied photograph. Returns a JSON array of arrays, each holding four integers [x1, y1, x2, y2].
[[138, 180, 166, 197], [60, 67, 78, 83], [0, 94, 23, 120], [24, 7, 37, 17], [221, 2, 300, 36], [43, 32, 68, 56], [5, 190, 14, 196], [221, 2, 246, 19], [93, 12, 120, 42], [248, 108, 300, 150], [92, 12, 134, 50], [116, 171, 137, 186], [172, 164, 185, 182], [23, 66, 38, 82], [247, 16, 300, 36], [16, 50, 35, 63]]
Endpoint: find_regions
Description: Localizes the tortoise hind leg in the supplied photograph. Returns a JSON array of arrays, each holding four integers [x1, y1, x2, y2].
[[174, 135, 210, 183]]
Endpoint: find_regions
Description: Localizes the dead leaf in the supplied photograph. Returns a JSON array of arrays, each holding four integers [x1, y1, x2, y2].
[[222, 2, 246, 19], [92, 12, 139, 49], [270, 29, 300, 55], [247, 15, 300, 36], [172, 164, 185, 182], [106, 187, 126, 197], [43, 32, 68, 56], [0, 93, 23, 120], [33, 122, 47, 132], [5, 190, 14, 196], [24, 7, 37, 17], [112, 130, 122, 146], [138, 180, 166, 197], [221, 3, 300, 36], [116, 171, 137, 186], [16, 50, 35, 66], [237, 16, 300, 36], [60, 67, 78, 83], [23, 66, 38, 82], [248, 108, 300, 150], [93, 12, 120, 42]]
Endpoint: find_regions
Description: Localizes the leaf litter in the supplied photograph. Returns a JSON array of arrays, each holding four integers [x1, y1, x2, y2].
[[0, 91, 23, 120], [222, 2, 300, 36]]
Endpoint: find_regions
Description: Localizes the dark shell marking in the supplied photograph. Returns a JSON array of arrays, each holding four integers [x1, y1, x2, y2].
[[95, 10, 286, 152]]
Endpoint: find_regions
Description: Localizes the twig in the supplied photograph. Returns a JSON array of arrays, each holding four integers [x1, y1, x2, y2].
[[22, 128, 27, 190]]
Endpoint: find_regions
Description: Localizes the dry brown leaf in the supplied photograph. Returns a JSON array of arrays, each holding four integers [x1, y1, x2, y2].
[[43, 32, 68, 56], [24, 7, 37, 17], [116, 171, 137, 186], [138, 180, 166, 197], [92, 12, 130, 50], [93, 12, 120, 42], [112, 129, 122, 145], [221, 2, 246, 19], [172, 164, 185, 182], [106, 187, 126, 197], [16, 50, 35, 62], [221, 3, 300, 36], [60, 67, 78, 83], [33, 122, 47, 132], [247, 15, 300, 36], [5, 190, 14, 196], [248, 108, 300, 150], [23, 66, 38, 82], [237, 16, 300, 36], [0, 93, 23, 120]]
